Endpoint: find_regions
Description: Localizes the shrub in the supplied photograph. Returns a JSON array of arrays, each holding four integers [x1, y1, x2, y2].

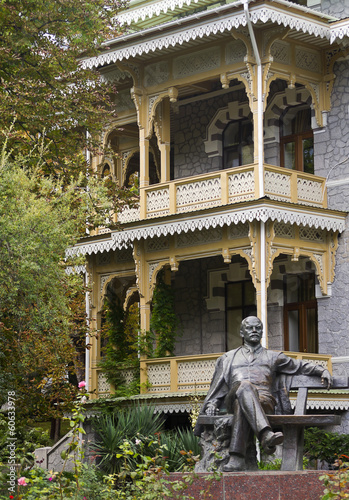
[[304, 428, 349, 466]]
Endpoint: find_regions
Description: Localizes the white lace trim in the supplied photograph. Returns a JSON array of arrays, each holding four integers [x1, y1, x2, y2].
[[66, 203, 346, 257], [82, 5, 340, 69]]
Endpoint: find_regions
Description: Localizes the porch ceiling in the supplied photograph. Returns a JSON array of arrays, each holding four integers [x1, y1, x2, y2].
[[82, 0, 348, 70], [67, 199, 347, 256]]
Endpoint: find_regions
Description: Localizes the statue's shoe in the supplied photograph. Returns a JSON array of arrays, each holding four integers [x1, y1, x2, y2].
[[222, 455, 245, 472], [260, 430, 284, 454]]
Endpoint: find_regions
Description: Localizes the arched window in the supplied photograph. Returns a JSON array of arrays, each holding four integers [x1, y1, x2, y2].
[[223, 119, 253, 169], [280, 107, 314, 174], [101, 164, 111, 178]]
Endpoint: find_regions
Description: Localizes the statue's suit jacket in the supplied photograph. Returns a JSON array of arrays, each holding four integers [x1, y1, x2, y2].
[[194, 345, 325, 437]]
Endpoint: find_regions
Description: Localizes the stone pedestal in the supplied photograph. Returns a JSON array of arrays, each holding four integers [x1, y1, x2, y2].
[[168, 470, 326, 500]]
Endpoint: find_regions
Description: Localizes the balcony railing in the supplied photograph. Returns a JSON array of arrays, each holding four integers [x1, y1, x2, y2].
[[116, 163, 327, 225], [139, 352, 332, 394]]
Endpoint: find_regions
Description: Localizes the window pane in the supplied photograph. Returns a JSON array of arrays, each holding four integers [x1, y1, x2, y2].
[[285, 275, 299, 303], [244, 281, 256, 306], [226, 282, 242, 308], [306, 308, 317, 353], [227, 309, 243, 350], [303, 137, 314, 174], [242, 144, 254, 165], [224, 122, 239, 147], [284, 141, 295, 169], [226, 148, 240, 168], [288, 310, 299, 351]]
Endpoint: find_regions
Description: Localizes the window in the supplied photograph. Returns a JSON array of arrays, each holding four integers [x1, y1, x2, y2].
[[226, 280, 256, 350], [280, 107, 314, 174], [223, 120, 253, 169], [283, 272, 318, 353]]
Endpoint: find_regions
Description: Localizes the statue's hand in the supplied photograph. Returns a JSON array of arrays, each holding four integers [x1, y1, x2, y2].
[[321, 369, 333, 390], [205, 403, 217, 416]]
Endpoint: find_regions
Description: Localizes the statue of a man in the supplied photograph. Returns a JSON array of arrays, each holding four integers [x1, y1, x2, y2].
[[195, 316, 332, 472]]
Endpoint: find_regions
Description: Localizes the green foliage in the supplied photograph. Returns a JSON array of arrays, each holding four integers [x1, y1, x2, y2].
[[320, 455, 349, 499], [106, 436, 198, 500], [0, 464, 120, 500], [98, 288, 141, 396], [159, 428, 201, 472], [304, 428, 349, 465], [90, 404, 164, 474], [0, 413, 51, 469], [0, 143, 114, 420], [150, 271, 180, 358], [0, 0, 127, 175]]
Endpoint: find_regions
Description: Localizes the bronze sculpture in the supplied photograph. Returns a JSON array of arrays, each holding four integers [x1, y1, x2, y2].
[[194, 316, 332, 472]]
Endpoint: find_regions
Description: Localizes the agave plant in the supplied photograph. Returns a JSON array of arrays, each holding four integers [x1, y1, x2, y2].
[[91, 403, 164, 474], [160, 427, 201, 472]]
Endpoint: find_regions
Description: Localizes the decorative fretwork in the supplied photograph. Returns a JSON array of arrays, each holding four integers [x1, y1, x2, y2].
[[146, 188, 170, 216], [97, 253, 112, 267], [297, 178, 323, 206], [118, 206, 140, 224], [176, 227, 222, 248], [100, 274, 111, 294], [98, 372, 111, 395], [302, 358, 328, 369], [173, 46, 220, 79], [313, 253, 324, 275], [228, 222, 249, 240], [176, 178, 221, 213], [177, 359, 216, 388], [228, 170, 255, 202], [295, 47, 321, 73], [147, 362, 171, 391], [144, 61, 169, 87], [115, 247, 134, 262], [265, 171, 291, 200], [98, 227, 112, 235], [148, 94, 159, 117], [114, 89, 135, 113], [146, 235, 170, 252], [274, 222, 295, 239], [270, 41, 290, 65], [226, 40, 246, 64], [119, 368, 135, 387], [299, 226, 325, 242]]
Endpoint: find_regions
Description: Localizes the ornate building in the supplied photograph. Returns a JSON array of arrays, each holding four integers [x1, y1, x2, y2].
[[69, 0, 349, 425]]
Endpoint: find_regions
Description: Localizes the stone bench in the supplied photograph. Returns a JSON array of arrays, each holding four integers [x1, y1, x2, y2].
[[197, 375, 348, 471]]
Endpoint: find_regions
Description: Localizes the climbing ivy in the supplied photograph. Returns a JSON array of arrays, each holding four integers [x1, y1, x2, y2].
[[150, 271, 180, 358], [98, 287, 140, 396]]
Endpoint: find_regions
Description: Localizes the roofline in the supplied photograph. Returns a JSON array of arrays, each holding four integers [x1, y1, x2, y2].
[[115, 0, 338, 29], [82, 0, 346, 70]]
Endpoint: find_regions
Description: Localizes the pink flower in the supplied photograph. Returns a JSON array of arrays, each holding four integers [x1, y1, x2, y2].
[[48, 477, 53, 481], [18, 477, 28, 486], [78, 381, 86, 389], [135, 438, 141, 445]]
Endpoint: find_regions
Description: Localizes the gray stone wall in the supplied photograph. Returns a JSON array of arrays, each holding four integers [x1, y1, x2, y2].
[[314, 58, 349, 356], [321, 0, 349, 18], [173, 256, 227, 356], [171, 90, 249, 180]]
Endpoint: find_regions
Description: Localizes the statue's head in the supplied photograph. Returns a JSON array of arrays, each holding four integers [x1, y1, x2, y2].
[[240, 316, 263, 345]]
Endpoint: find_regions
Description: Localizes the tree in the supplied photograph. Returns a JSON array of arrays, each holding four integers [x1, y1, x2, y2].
[[0, 0, 127, 175], [0, 0, 133, 431], [0, 141, 112, 427]]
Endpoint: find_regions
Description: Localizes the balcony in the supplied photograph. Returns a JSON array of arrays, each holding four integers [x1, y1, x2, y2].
[[116, 164, 327, 225], [139, 352, 332, 395]]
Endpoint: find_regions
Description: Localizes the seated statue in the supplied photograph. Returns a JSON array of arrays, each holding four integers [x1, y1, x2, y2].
[[194, 316, 332, 472]]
